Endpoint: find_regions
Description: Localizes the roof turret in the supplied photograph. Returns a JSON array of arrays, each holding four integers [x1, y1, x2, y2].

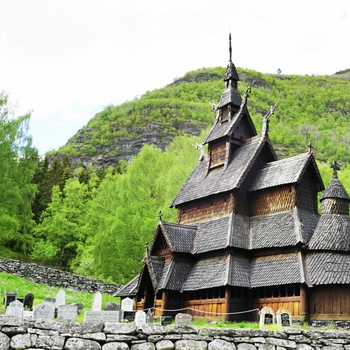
[[321, 161, 350, 202], [217, 33, 242, 109]]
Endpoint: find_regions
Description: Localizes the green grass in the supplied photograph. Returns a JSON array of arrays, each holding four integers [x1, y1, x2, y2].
[[0, 272, 118, 322]]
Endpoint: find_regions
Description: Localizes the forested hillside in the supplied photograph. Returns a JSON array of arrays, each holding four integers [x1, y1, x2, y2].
[[50, 66, 350, 166], [1, 66, 350, 284]]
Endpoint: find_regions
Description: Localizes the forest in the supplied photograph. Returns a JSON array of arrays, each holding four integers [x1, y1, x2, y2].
[[1, 66, 350, 285]]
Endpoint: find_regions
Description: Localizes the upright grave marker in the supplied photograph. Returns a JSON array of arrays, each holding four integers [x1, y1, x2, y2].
[[121, 297, 134, 321], [259, 306, 275, 329], [23, 293, 34, 311], [33, 303, 54, 320], [57, 304, 78, 323], [276, 308, 292, 328], [55, 289, 66, 308], [135, 310, 146, 328], [175, 313, 192, 326], [5, 300, 23, 318], [92, 291, 102, 311]]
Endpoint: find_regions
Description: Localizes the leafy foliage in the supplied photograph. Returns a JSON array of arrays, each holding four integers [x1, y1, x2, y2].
[[0, 92, 38, 255]]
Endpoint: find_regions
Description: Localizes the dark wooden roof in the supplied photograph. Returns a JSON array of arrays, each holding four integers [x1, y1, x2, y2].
[[193, 216, 231, 254], [182, 254, 251, 291], [114, 274, 139, 297], [158, 260, 193, 291], [250, 253, 305, 288], [204, 98, 256, 144], [308, 214, 350, 251], [171, 135, 267, 207], [307, 252, 350, 285], [159, 222, 196, 253], [250, 208, 319, 249], [249, 152, 324, 192], [321, 177, 350, 201], [230, 213, 250, 249]]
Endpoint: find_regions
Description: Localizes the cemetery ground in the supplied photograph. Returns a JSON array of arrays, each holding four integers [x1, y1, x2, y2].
[[0, 272, 339, 332], [0, 272, 116, 321]]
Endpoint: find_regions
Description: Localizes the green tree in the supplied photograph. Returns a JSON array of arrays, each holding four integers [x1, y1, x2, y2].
[[32, 178, 88, 269], [0, 92, 38, 255]]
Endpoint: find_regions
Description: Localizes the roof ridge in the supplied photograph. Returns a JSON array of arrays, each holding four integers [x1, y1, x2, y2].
[[259, 152, 310, 168]]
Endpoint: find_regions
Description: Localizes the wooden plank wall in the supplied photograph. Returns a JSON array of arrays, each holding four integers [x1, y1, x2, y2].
[[309, 285, 350, 320], [183, 298, 226, 318]]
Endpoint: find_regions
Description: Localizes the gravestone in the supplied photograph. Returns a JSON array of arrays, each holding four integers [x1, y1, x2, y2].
[[92, 291, 102, 311], [23, 310, 34, 318], [57, 304, 78, 323], [104, 302, 120, 311], [33, 303, 54, 320], [160, 315, 172, 326], [135, 310, 146, 328], [6, 300, 24, 318], [23, 293, 34, 311], [146, 309, 153, 324], [121, 297, 133, 321], [175, 313, 192, 326], [84, 311, 104, 323], [121, 297, 133, 311], [259, 306, 275, 329], [55, 289, 66, 308], [4, 290, 17, 310], [276, 308, 292, 328], [84, 310, 120, 323]]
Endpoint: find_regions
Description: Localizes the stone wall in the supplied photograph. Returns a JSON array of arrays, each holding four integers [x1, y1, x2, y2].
[[0, 258, 121, 294], [1, 315, 350, 349]]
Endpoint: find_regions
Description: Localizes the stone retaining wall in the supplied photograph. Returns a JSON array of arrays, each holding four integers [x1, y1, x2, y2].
[[1, 315, 350, 349], [0, 258, 121, 294]]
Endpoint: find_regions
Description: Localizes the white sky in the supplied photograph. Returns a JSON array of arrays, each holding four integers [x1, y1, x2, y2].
[[1, 0, 349, 155]]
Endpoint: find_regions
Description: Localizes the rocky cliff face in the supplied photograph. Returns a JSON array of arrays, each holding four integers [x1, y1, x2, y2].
[[66, 121, 207, 169]]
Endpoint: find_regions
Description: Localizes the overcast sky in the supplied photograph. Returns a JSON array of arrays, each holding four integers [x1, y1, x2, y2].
[[1, 0, 349, 155]]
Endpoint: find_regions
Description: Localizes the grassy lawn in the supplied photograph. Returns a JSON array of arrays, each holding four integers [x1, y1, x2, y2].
[[0, 272, 118, 322]]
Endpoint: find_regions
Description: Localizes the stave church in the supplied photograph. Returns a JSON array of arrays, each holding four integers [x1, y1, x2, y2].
[[116, 35, 350, 322]]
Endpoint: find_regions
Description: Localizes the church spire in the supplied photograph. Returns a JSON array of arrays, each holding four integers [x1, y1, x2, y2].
[[223, 33, 240, 84]]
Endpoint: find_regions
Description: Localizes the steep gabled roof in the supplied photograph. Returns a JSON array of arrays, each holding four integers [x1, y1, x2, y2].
[[114, 274, 139, 297], [249, 152, 324, 192], [159, 260, 193, 291], [171, 135, 267, 207], [307, 252, 350, 285], [250, 252, 306, 288], [145, 254, 165, 290], [157, 221, 196, 253], [308, 214, 350, 251], [250, 208, 319, 249], [204, 95, 256, 144]]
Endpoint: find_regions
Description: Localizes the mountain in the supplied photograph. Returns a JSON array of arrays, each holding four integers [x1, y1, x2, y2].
[[48, 66, 350, 168]]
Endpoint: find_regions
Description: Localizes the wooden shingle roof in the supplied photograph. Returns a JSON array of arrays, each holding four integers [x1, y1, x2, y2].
[[321, 177, 350, 201], [114, 274, 139, 297], [250, 253, 306, 288], [158, 260, 193, 291], [193, 215, 231, 254], [250, 208, 319, 249], [204, 96, 257, 144], [308, 214, 350, 251], [307, 252, 350, 285], [249, 152, 324, 192], [181, 253, 251, 291], [159, 222, 196, 253], [171, 135, 266, 207]]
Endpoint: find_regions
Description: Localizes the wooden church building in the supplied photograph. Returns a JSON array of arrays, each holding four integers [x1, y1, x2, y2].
[[116, 35, 350, 322]]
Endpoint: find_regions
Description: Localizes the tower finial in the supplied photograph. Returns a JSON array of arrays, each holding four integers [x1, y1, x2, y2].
[[331, 160, 340, 178], [229, 33, 232, 62]]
